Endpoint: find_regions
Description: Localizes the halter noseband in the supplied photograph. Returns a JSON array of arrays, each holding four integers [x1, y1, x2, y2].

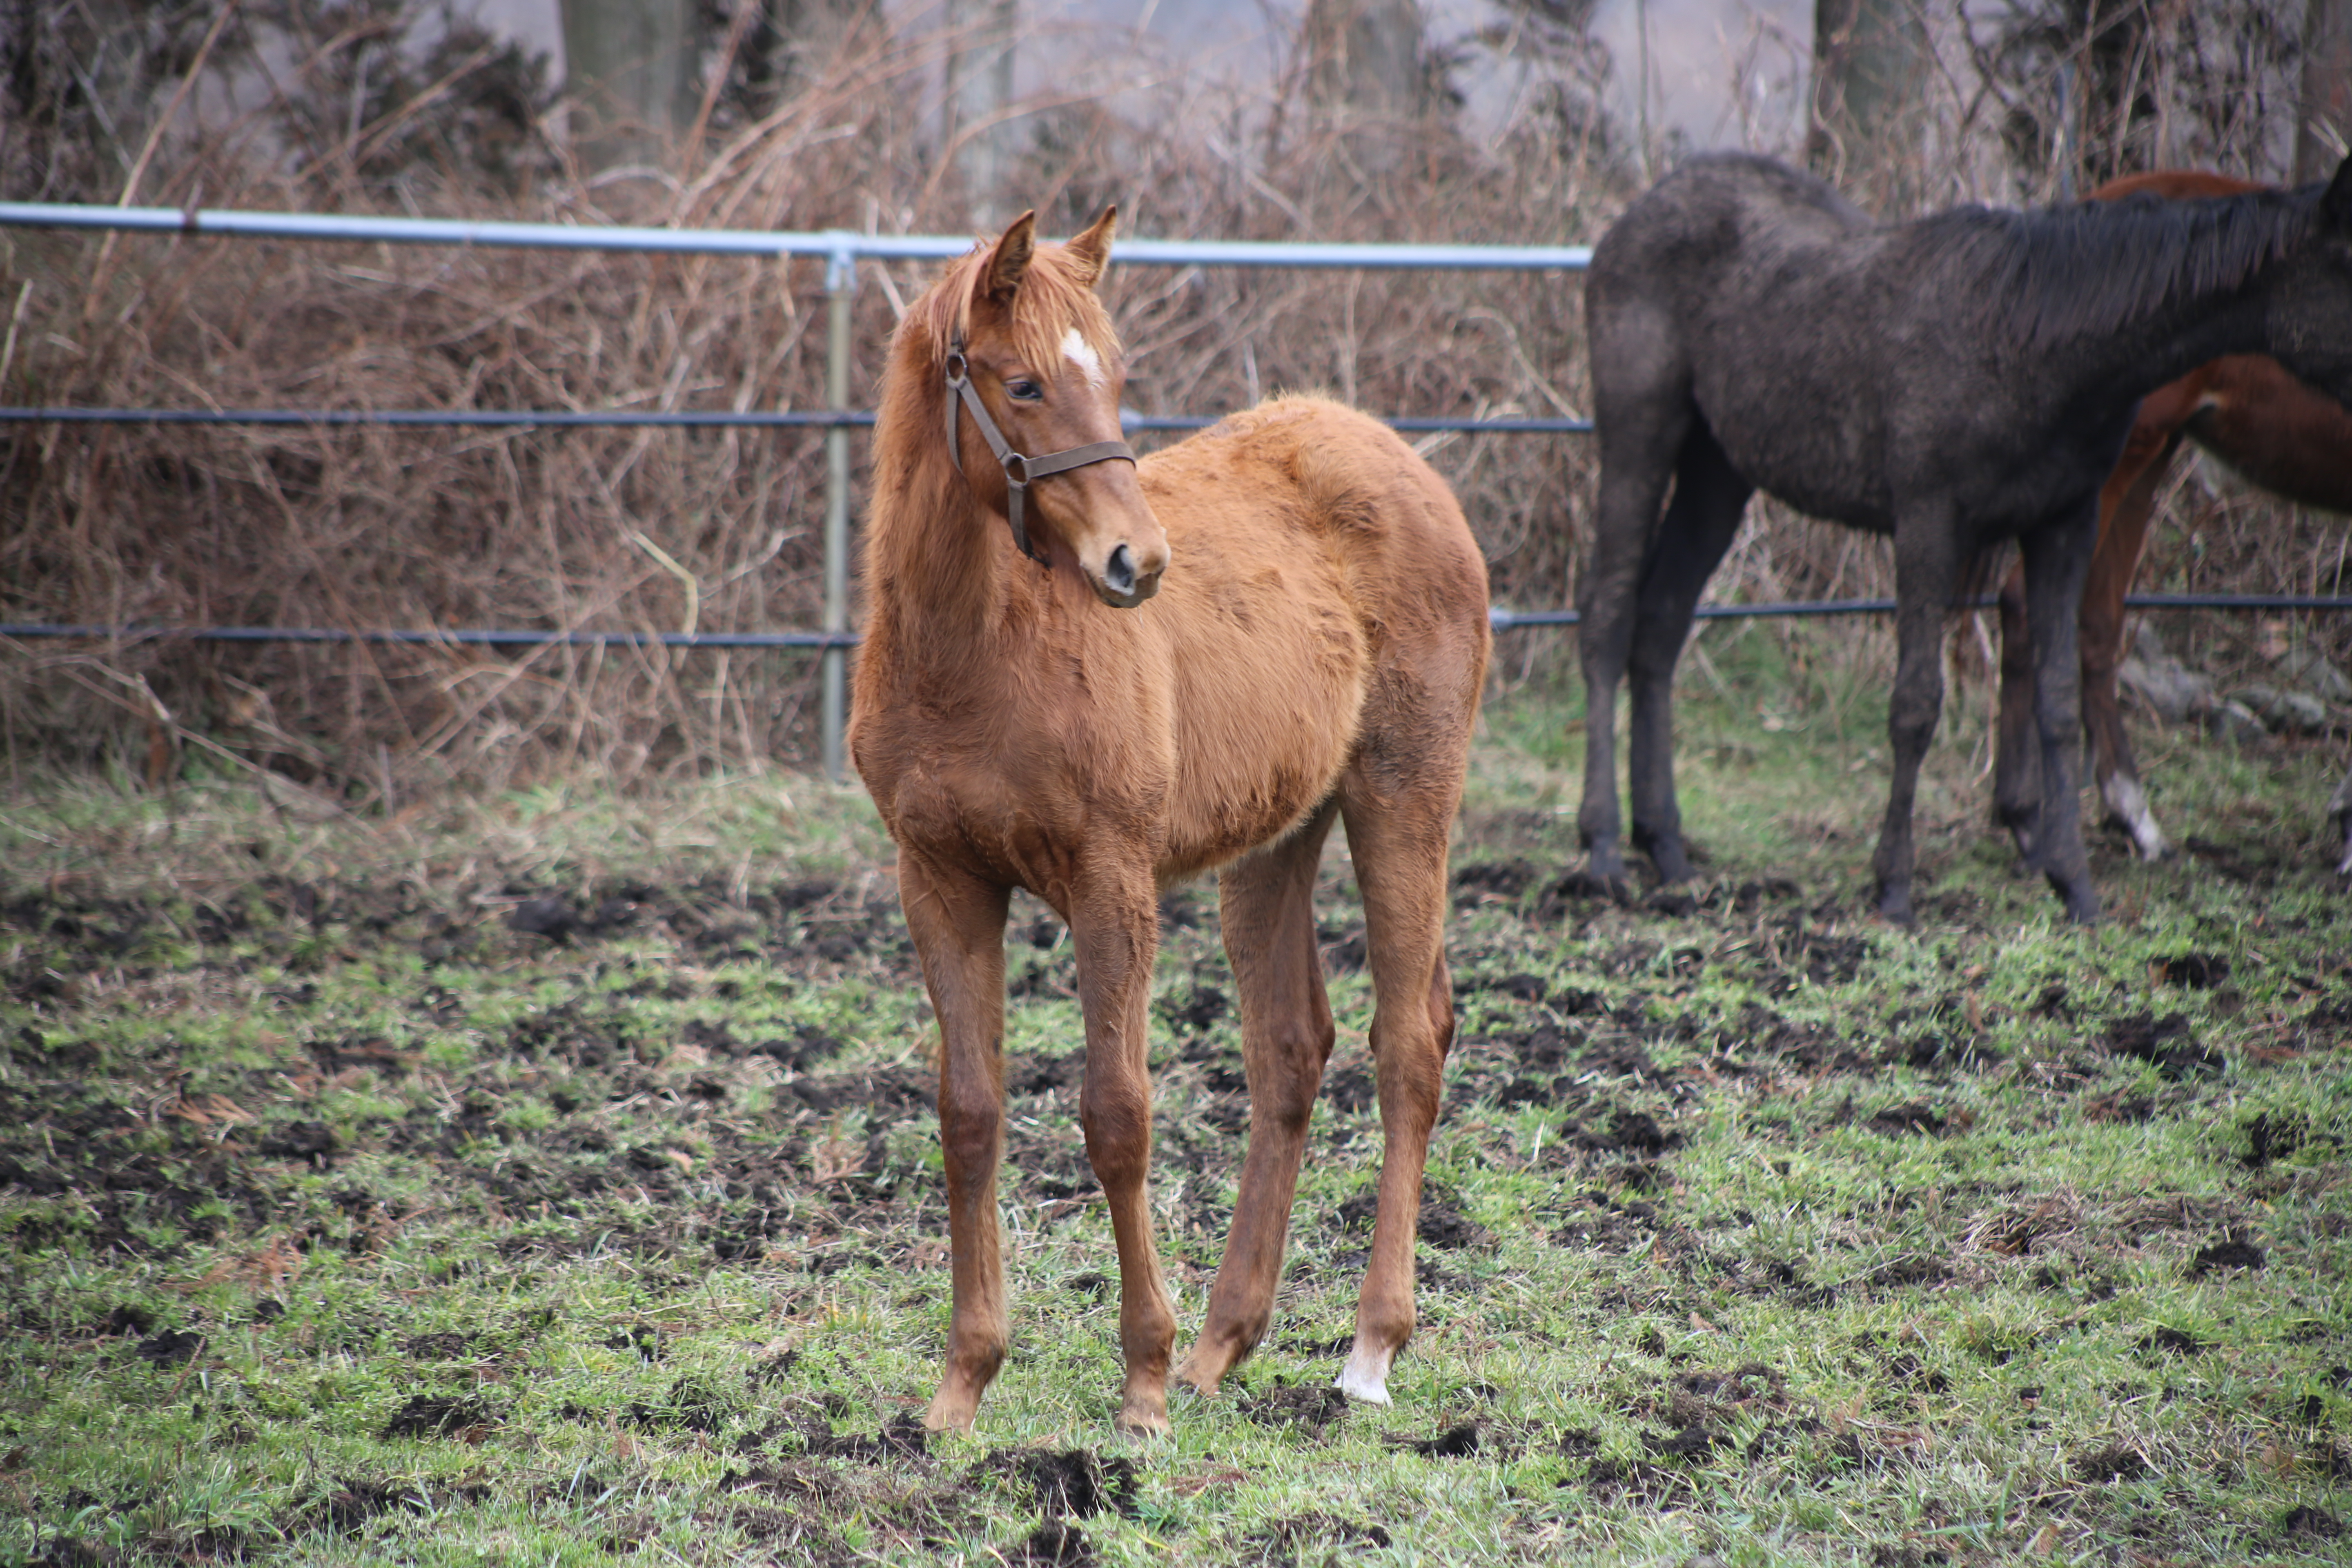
[[944, 329, 1136, 567]]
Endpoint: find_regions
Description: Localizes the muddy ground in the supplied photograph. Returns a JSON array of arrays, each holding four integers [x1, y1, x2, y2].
[[2, 782, 2350, 1564]]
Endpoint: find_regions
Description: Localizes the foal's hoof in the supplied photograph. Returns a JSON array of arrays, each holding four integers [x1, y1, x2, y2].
[[2058, 889, 2101, 926], [1336, 1341, 1396, 1407], [1646, 839, 1697, 884], [1172, 1345, 1235, 1399], [1114, 1397, 1171, 1438]]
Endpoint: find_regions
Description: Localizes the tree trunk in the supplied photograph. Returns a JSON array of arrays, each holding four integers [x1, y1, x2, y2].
[[943, 0, 1019, 221], [1305, 0, 1433, 176], [2300, 0, 2352, 182], [559, 0, 698, 172], [1808, 0, 1930, 211]]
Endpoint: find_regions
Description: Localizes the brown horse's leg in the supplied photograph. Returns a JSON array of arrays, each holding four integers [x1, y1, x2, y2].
[[897, 852, 1013, 1434], [1174, 800, 1342, 1398], [2328, 766, 2352, 876], [1992, 554, 2041, 856], [1332, 781, 1458, 1405], [1069, 866, 1178, 1435], [2082, 433, 2180, 861]]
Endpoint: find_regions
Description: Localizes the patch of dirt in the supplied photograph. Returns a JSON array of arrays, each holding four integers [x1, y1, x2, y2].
[[1241, 1379, 1348, 1439], [2156, 952, 2231, 988], [2283, 1506, 2344, 1540], [2070, 1443, 2150, 1483], [1387, 1421, 1481, 1457], [2187, 1236, 2267, 1276], [1010, 1519, 1095, 1566], [1577, 1454, 1695, 1504], [985, 1448, 1139, 1520], [379, 1393, 498, 1441], [1239, 1512, 1393, 1566], [1864, 1102, 1949, 1137], [2103, 1013, 2225, 1079]]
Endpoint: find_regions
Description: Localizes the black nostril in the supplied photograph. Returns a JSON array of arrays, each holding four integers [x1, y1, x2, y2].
[[1105, 543, 1135, 594]]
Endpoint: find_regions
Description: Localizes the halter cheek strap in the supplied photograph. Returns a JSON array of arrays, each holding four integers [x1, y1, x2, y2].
[[944, 330, 1137, 567]]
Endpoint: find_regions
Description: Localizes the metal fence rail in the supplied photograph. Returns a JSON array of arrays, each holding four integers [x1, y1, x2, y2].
[[0, 407, 1592, 434], [16, 595, 2352, 654], [9, 202, 2343, 780], [0, 200, 1598, 779]]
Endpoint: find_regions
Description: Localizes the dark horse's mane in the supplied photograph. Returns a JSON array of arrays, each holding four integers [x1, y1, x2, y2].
[[1943, 183, 2319, 348]]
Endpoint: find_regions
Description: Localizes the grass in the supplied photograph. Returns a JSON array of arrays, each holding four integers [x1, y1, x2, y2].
[[3, 663, 2350, 1566]]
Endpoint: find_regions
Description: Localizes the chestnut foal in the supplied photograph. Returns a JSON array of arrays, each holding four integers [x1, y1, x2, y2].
[[848, 209, 1490, 1434]]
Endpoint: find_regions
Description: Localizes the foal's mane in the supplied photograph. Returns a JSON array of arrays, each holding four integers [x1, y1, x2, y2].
[[1947, 183, 2317, 349]]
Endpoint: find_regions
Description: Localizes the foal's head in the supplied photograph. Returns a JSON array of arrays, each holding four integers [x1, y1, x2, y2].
[[924, 208, 1168, 607]]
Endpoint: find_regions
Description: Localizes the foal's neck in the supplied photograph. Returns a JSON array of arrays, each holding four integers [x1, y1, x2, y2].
[[864, 362, 1029, 660], [2053, 187, 2316, 406]]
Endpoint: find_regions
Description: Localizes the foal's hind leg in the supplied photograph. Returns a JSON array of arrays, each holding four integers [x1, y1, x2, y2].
[[1992, 555, 2042, 857], [1174, 800, 1341, 1398], [1332, 776, 1461, 1405], [2019, 504, 2101, 922], [1579, 309, 1693, 885], [1872, 512, 1964, 925], [1625, 425, 1752, 882]]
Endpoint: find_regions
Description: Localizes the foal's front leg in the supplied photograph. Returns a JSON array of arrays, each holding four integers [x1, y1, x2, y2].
[[1070, 863, 1178, 1434], [897, 852, 1013, 1433]]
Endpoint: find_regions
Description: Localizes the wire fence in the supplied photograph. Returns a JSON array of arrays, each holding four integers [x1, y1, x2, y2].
[[4, 200, 2346, 777]]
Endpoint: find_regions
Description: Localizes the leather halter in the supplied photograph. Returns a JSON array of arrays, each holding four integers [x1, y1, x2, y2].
[[944, 329, 1136, 567]]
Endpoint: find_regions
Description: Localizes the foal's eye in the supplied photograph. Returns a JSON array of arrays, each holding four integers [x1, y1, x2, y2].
[[1007, 379, 1045, 402]]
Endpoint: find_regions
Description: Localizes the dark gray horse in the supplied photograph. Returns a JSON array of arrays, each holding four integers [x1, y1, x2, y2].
[[1577, 152, 2352, 924]]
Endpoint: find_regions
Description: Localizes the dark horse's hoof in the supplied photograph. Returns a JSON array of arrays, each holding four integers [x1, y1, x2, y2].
[[1873, 884, 1915, 927], [2047, 873, 2100, 925], [1646, 839, 1697, 884]]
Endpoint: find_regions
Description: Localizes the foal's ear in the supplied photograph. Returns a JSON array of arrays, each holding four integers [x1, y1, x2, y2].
[[2325, 156, 2352, 231], [982, 212, 1039, 303], [1065, 206, 1118, 289]]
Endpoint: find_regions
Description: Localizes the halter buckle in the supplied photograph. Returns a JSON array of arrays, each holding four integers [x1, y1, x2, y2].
[[942, 328, 1135, 571]]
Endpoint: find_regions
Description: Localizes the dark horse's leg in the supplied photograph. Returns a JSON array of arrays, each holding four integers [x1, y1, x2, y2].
[[1995, 427, 2180, 862], [1579, 301, 1693, 884], [1174, 799, 1341, 1398], [2018, 502, 2102, 922], [1626, 425, 1753, 881], [1873, 510, 1965, 925], [1992, 554, 2040, 856]]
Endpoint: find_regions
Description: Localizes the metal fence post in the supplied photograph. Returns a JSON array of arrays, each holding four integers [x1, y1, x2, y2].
[[822, 241, 855, 784]]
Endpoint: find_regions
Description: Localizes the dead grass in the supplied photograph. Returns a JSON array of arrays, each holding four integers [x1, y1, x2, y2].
[[0, 1, 2342, 800]]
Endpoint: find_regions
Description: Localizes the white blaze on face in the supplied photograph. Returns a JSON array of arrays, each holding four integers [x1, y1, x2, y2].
[[1062, 326, 1106, 389]]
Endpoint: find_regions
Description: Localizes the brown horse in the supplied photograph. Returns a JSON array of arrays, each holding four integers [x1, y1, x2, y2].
[[1993, 170, 2352, 864], [846, 208, 1490, 1434]]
